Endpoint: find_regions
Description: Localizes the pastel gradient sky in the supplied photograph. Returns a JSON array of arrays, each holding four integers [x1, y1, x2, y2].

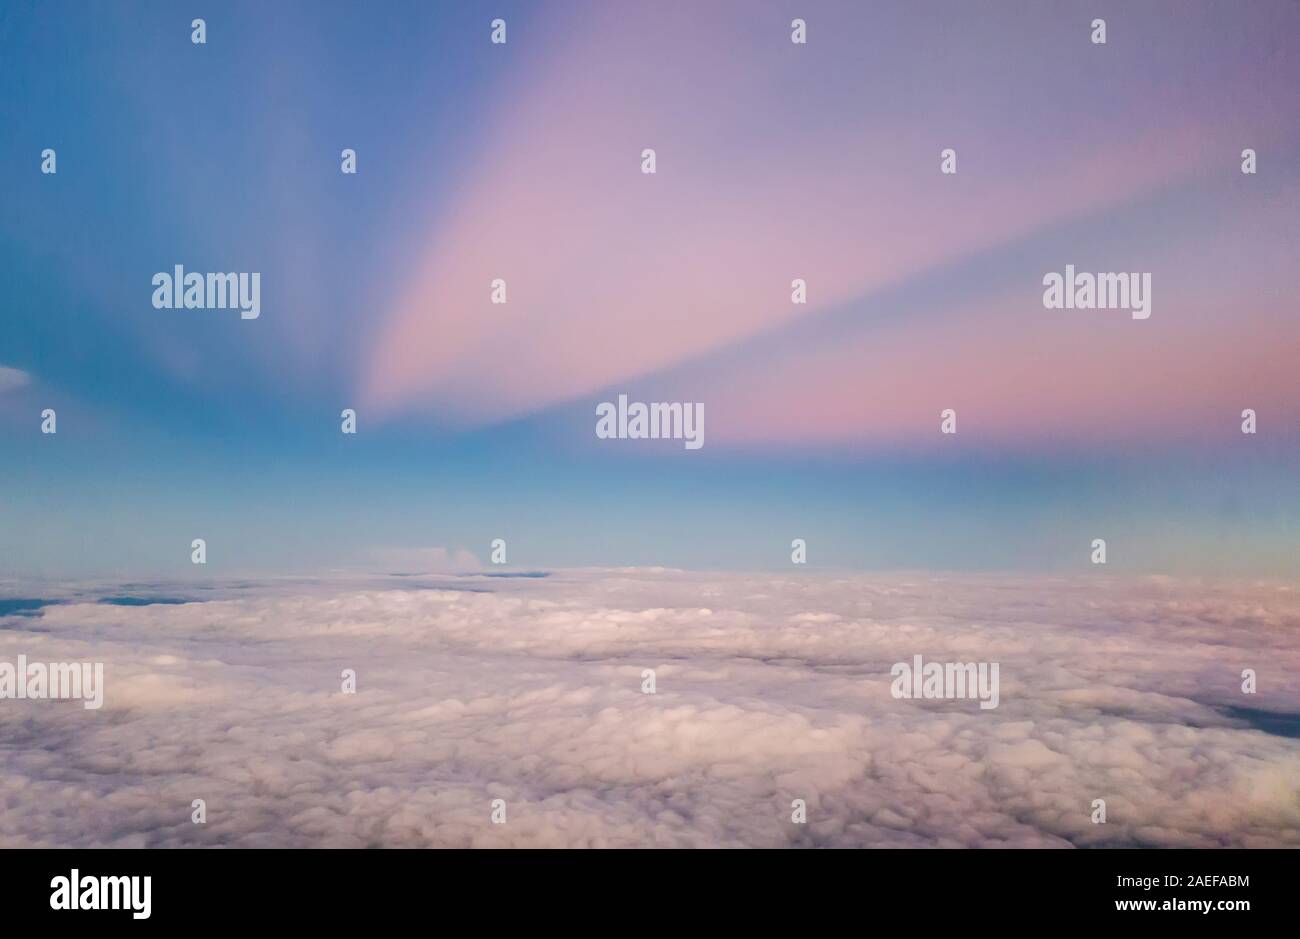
[[2, 0, 1298, 578]]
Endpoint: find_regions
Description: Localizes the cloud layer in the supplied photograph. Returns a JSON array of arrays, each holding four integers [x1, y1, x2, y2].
[[1, 570, 1298, 847]]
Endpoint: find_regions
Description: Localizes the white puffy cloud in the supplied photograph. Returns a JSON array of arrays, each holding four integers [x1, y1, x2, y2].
[[0, 570, 1297, 847], [0, 366, 31, 393]]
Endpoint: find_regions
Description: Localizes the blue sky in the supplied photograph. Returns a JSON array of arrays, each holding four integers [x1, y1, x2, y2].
[[2, 1, 1298, 578]]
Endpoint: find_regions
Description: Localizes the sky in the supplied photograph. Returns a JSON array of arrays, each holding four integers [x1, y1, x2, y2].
[[2, 0, 1299, 579]]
